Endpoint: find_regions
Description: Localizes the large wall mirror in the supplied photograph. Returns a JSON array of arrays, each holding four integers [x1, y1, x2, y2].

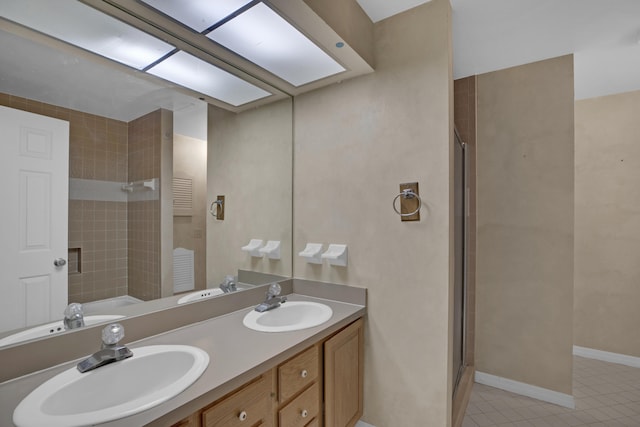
[[0, 12, 293, 348]]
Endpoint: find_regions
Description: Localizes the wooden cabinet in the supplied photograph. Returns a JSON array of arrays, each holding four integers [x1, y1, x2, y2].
[[201, 372, 274, 427], [278, 345, 319, 403], [324, 318, 364, 427], [277, 345, 321, 426], [279, 382, 320, 426], [171, 371, 275, 427], [171, 413, 200, 427], [171, 318, 363, 427]]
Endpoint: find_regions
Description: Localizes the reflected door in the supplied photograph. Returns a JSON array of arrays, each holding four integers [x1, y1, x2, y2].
[[0, 106, 69, 333]]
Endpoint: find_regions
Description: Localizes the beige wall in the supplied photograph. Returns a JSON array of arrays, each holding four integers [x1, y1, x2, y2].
[[476, 55, 575, 394], [207, 99, 293, 287], [574, 90, 640, 357], [173, 134, 207, 291], [293, 1, 453, 425]]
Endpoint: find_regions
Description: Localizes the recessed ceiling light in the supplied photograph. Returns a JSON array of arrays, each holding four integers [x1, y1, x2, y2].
[[147, 51, 271, 107], [0, 0, 174, 70], [138, 0, 253, 33], [207, 2, 346, 87]]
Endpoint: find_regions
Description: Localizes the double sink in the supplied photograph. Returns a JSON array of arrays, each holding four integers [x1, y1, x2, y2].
[[12, 298, 334, 427]]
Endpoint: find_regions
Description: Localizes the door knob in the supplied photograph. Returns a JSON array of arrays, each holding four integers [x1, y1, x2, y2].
[[54, 258, 67, 267]]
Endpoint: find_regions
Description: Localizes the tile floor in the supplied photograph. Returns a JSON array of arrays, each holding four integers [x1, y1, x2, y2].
[[463, 356, 640, 427]]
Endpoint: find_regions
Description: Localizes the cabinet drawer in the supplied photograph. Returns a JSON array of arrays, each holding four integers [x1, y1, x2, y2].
[[202, 374, 272, 427], [171, 412, 200, 427], [278, 382, 320, 427], [278, 346, 318, 402], [305, 419, 319, 427]]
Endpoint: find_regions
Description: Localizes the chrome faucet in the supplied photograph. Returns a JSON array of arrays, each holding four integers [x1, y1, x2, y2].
[[219, 275, 238, 293], [254, 283, 287, 312], [63, 303, 85, 330], [77, 323, 133, 373]]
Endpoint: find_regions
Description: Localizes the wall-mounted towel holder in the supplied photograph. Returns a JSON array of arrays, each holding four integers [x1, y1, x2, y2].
[[393, 182, 422, 221], [209, 195, 225, 220], [121, 178, 157, 192]]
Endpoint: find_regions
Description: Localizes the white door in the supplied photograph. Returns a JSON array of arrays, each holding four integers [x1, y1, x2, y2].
[[0, 106, 69, 334]]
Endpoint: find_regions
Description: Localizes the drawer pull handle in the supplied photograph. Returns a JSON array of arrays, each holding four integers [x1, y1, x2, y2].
[[301, 409, 309, 418], [238, 411, 248, 421], [300, 369, 308, 378]]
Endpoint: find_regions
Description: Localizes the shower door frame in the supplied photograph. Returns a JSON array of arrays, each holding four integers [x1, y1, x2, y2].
[[452, 127, 469, 396]]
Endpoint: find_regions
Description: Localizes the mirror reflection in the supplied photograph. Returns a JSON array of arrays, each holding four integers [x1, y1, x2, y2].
[[0, 18, 292, 346]]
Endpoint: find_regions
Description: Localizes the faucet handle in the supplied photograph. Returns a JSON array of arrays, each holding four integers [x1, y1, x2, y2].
[[63, 303, 85, 330], [64, 302, 84, 319], [102, 323, 125, 347], [268, 283, 281, 297]]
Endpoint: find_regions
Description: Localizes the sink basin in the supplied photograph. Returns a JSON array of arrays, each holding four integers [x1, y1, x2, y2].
[[177, 288, 225, 304], [13, 345, 209, 427], [0, 315, 125, 347], [243, 301, 333, 332]]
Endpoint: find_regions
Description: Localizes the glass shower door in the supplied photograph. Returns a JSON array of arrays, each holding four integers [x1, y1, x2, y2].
[[452, 129, 467, 396]]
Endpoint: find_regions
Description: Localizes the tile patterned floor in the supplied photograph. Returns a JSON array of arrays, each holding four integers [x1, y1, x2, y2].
[[463, 356, 640, 427]]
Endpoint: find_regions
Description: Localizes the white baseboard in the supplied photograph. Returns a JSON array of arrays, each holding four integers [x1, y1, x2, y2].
[[356, 421, 376, 427], [573, 345, 640, 368], [475, 371, 575, 409]]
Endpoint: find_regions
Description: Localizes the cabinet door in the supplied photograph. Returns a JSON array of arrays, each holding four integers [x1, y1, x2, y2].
[[324, 319, 364, 427]]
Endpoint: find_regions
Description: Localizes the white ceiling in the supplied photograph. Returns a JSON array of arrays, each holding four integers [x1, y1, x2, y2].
[[1, 0, 638, 125], [356, 0, 433, 23], [359, 0, 640, 100]]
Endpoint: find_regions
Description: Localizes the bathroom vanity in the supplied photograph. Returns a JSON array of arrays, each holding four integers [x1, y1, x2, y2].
[[0, 280, 366, 427], [167, 318, 363, 427]]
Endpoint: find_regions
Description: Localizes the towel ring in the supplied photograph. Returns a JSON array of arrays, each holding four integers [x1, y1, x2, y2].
[[393, 189, 422, 217], [209, 200, 223, 218]]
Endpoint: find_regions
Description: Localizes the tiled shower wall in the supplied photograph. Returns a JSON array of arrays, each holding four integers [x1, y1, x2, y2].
[[0, 93, 129, 303], [127, 111, 162, 301], [67, 201, 128, 302]]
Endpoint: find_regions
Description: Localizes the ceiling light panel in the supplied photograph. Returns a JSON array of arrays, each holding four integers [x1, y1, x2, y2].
[[147, 51, 271, 107], [207, 2, 346, 87], [139, 0, 253, 32], [0, 0, 174, 70]]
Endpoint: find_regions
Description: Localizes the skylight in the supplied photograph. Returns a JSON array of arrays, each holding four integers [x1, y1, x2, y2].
[[0, 0, 174, 70], [207, 2, 346, 87], [138, 0, 253, 33], [147, 51, 271, 107], [1, 0, 341, 108]]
